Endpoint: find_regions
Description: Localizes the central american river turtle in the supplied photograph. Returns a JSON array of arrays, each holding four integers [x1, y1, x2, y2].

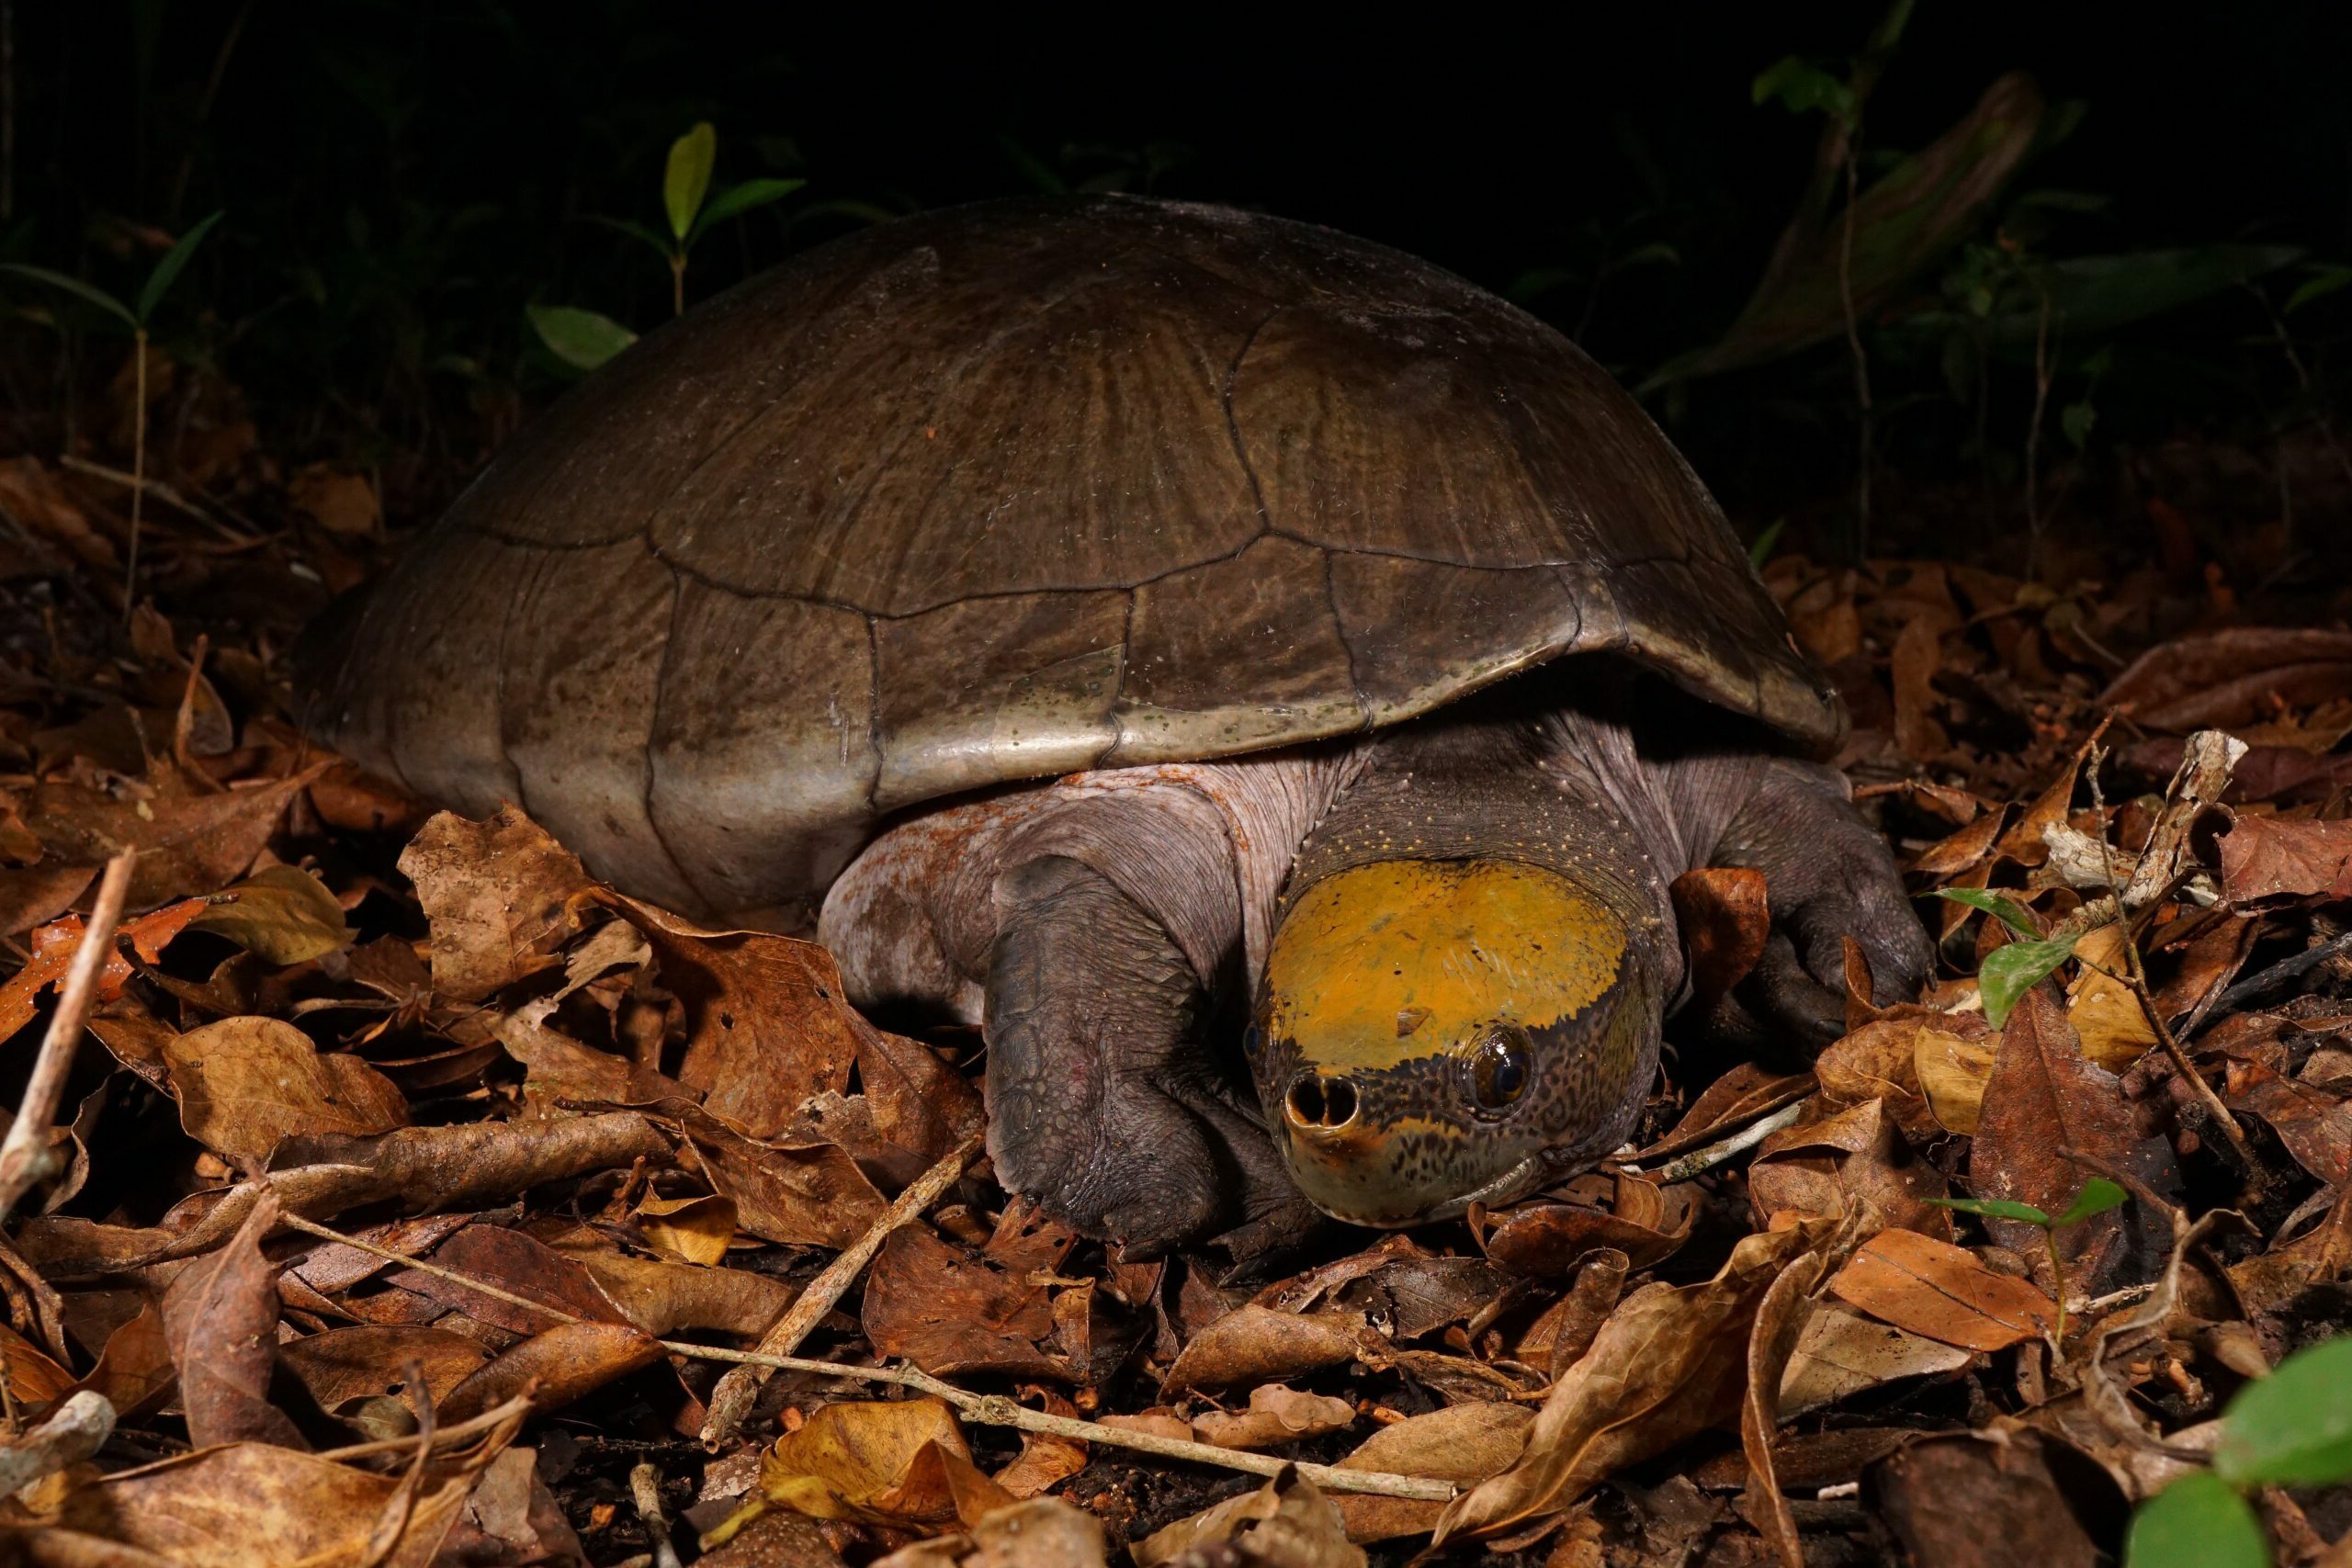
[[297, 195, 1928, 1254]]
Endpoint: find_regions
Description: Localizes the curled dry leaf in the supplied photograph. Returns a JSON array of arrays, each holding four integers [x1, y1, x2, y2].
[[632, 1191, 737, 1265], [555, 1237, 796, 1338], [1161, 1303, 1377, 1396], [17, 762, 329, 909], [437, 1319, 666, 1422], [668, 1099, 886, 1249], [1132, 1466, 1366, 1568], [2224, 1065, 2352, 1185], [1915, 1024, 1999, 1135], [1633, 1061, 1814, 1164], [163, 1015, 408, 1166], [1485, 1175, 1694, 1275], [1191, 1383, 1359, 1451], [1828, 1226, 2056, 1352], [160, 1191, 305, 1450], [2065, 923, 2159, 1070], [723, 1396, 982, 1534], [398, 806, 594, 1003], [863, 1223, 1073, 1382], [1433, 1219, 1827, 1543], [990, 1387, 1091, 1500], [187, 863, 352, 964], [390, 1224, 629, 1335], [2099, 626, 2352, 732], [1518, 1248, 1628, 1375], [1747, 1098, 1951, 1236]]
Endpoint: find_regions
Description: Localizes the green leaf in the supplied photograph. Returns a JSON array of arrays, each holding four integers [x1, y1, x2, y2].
[[2214, 1336, 2352, 1487], [1978, 933, 2078, 1027], [526, 304, 637, 372], [1932, 886, 2041, 938], [1751, 56, 1855, 121], [664, 121, 718, 243], [2125, 1472, 2266, 1568], [586, 214, 676, 262], [688, 176, 805, 245], [0, 264, 137, 329], [1747, 517, 1788, 568], [1927, 1196, 2052, 1227], [2062, 400, 2096, 450], [135, 208, 223, 325], [2285, 263, 2352, 315], [2053, 1177, 2129, 1227]]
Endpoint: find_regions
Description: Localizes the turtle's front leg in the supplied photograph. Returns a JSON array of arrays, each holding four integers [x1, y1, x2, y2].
[[984, 854, 1317, 1258]]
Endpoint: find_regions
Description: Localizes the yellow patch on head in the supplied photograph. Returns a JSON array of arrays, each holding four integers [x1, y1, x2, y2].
[[1264, 860, 1625, 1073]]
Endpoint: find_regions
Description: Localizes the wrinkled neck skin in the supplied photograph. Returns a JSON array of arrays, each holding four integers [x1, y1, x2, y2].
[[1254, 694, 1684, 1224]]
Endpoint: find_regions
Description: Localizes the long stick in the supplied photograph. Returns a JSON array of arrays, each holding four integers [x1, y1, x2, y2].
[[0, 852, 132, 1224], [277, 1210, 1455, 1502]]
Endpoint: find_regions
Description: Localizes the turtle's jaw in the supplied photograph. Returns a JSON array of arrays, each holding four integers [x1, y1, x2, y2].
[[1278, 1114, 1547, 1227]]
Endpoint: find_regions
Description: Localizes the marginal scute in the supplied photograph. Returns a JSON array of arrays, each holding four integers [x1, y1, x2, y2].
[[649, 582, 878, 923], [294, 195, 1839, 922], [1113, 534, 1364, 762], [874, 591, 1130, 809], [498, 539, 702, 911]]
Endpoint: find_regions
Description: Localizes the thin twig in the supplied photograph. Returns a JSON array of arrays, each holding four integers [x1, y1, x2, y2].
[[278, 1209, 1455, 1501], [631, 1461, 684, 1568], [311, 1393, 534, 1465], [0, 1390, 113, 1495], [57, 454, 257, 543], [2208, 928, 2352, 1017], [1635, 1100, 1805, 1183], [700, 1130, 982, 1448], [0, 852, 132, 1224]]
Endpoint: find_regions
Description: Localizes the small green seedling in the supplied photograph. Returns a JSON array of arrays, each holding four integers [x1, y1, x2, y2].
[[1933, 887, 2079, 1026], [1928, 1175, 2127, 1343], [2127, 1336, 2352, 1567], [1, 210, 224, 614], [605, 121, 804, 317], [531, 122, 803, 374]]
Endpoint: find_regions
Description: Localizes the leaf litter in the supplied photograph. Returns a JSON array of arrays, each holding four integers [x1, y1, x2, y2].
[[0, 439, 2350, 1566]]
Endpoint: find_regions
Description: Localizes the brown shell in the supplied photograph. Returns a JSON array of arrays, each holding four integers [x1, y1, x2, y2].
[[296, 196, 1837, 924]]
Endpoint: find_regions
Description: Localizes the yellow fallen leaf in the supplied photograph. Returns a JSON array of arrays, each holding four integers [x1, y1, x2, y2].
[[633, 1192, 738, 1265], [1915, 1026, 1999, 1135], [2066, 923, 2159, 1070]]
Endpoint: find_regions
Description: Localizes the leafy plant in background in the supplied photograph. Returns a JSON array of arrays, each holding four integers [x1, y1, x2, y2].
[[1928, 1176, 2125, 1344], [529, 122, 803, 372], [2127, 1337, 2352, 1568], [1, 210, 223, 614]]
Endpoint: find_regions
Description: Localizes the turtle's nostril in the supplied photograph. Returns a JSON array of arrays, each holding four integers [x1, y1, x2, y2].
[[1284, 1071, 1360, 1132]]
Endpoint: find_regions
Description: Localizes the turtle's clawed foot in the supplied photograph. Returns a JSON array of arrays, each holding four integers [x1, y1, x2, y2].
[[983, 854, 1319, 1258], [1707, 759, 1932, 1047]]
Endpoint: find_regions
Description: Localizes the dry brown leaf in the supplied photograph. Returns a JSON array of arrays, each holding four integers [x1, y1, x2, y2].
[[1668, 866, 1770, 1010], [632, 1191, 738, 1265], [669, 1100, 886, 1250], [390, 1224, 629, 1335], [1162, 1304, 1374, 1395], [724, 1396, 977, 1533], [1634, 1064, 1815, 1162], [1747, 1099, 1951, 1235], [874, 1496, 1109, 1568], [42, 1424, 508, 1565], [1828, 1227, 2056, 1351], [0, 1321, 75, 1413], [1517, 1248, 1628, 1376], [1485, 1179, 1693, 1276], [1192, 1384, 1359, 1451], [163, 1015, 408, 1165], [1132, 1466, 1365, 1568], [18, 763, 328, 909], [2099, 626, 2352, 731], [1742, 1225, 1843, 1568], [1869, 1429, 2120, 1568], [277, 1325, 490, 1414], [864, 1224, 1072, 1382], [1968, 986, 2172, 1293], [160, 1192, 305, 1450], [288, 465, 380, 535], [399, 806, 594, 1003], [1814, 1014, 1944, 1140], [2217, 813, 2352, 904], [0, 899, 207, 1047], [186, 863, 352, 964], [556, 1239, 796, 1337], [1911, 807, 2007, 877], [1330, 1401, 1532, 1543], [990, 1388, 1091, 1500], [1915, 1024, 1999, 1135], [68, 1301, 174, 1421], [2064, 923, 2159, 1070], [1433, 1219, 1826, 1543], [1776, 1303, 1973, 1416], [438, 1319, 666, 1422], [2226, 1065, 2352, 1185]]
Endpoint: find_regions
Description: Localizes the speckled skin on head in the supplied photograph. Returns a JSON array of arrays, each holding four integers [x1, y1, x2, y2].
[[294, 195, 1934, 1257]]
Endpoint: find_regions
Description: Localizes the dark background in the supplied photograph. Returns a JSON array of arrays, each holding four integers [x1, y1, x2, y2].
[[10, 0, 2352, 558]]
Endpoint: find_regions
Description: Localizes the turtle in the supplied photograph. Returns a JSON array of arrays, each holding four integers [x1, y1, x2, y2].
[[295, 194, 1929, 1256]]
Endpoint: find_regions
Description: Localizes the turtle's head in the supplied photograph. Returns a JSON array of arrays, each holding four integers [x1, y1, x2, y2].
[[1249, 859, 1657, 1227]]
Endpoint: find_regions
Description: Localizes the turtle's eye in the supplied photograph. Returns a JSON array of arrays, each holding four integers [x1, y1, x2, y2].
[[1469, 1028, 1531, 1111], [1242, 1024, 1265, 1062]]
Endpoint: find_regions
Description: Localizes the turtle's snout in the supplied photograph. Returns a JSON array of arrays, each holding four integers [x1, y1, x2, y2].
[[1283, 1070, 1361, 1134]]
